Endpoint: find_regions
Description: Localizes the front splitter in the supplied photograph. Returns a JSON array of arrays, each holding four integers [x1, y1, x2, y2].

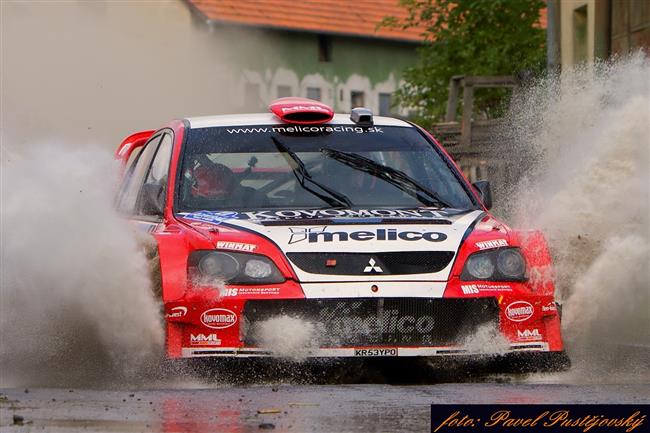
[[181, 342, 549, 358]]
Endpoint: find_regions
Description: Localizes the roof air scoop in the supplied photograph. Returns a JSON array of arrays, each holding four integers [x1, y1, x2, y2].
[[269, 97, 334, 125]]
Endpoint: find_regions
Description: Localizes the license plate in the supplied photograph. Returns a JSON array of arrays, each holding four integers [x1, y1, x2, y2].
[[354, 348, 398, 357]]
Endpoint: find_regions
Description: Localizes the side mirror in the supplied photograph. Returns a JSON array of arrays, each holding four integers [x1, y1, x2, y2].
[[140, 183, 165, 216], [472, 180, 492, 210]]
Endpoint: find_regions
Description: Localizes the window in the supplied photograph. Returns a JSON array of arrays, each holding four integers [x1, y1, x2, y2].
[[146, 134, 173, 186], [318, 35, 332, 62], [122, 146, 143, 183], [306, 87, 321, 101], [115, 145, 143, 208], [277, 85, 292, 98], [379, 93, 392, 116], [176, 126, 477, 212], [117, 134, 162, 215], [139, 133, 174, 216], [351, 91, 365, 109]]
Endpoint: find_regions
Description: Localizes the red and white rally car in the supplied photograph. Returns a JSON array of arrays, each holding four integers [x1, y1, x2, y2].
[[115, 97, 568, 370]]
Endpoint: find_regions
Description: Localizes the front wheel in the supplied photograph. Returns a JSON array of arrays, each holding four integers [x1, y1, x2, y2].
[[501, 351, 571, 373]]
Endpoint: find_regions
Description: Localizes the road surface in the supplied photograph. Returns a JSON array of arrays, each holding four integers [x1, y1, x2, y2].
[[2, 380, 649, 433]]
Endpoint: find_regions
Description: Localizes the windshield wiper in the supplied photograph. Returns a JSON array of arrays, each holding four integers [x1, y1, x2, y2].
[[320, 147, 452, 208], [271, 137, 352, 208]]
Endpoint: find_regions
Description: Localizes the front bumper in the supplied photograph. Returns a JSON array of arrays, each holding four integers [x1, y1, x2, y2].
[[166, 293, 563, 358], [181, 342, 550, 358]]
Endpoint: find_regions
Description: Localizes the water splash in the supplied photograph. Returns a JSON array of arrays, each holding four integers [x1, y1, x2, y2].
[[500, 52, 650, 382], [0, 143, 164, 387], [251, 316, 317, 360], [461, 324, 510, 355]]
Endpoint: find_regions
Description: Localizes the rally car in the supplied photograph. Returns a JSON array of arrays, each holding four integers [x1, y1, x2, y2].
[[115, 97, 568, 370]]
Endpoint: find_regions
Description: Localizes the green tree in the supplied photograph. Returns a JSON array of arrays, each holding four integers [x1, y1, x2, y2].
[[383, 0, 546, 124]]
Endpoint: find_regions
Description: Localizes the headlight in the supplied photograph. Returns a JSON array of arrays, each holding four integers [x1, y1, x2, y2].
[[198, 252, 239, 280], [244, 259, 273, 279], [496, 248, 526, 278], [465, 254, 495, 279], [461, 247, 527, 281], [189, 251, 285, 284]]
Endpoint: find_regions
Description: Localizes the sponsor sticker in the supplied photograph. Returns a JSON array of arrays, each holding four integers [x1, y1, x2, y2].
[[165, 306, 187, 319], [281, 105, 328, 114], [179, 210, 239, 225], [320, 304, 436, 334], [354, 348, 398, 357], [460, 285, 479, 295], [517, 329, 542, 341], [245, 208, 456, 221], [220, 287, 281, 297], [216, 241, 257, 252], [200, 308, 238, 329], [505, 301, 534, 322], [475, 238, 508, 250], [179, 208, 465, 223], [190, 333, 221, 346], [460, 284, 512, 295], [288, 226, 447, 244], [542, 301, 558, 312], [228, 125, 385, 135], [222, 288, 239, 297]]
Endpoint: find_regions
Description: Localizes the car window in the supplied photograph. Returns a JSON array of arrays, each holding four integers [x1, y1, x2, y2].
[[137, 133, 174, 216], [123, 146, 143, 175], [146, 133, 173, 185], [116, 146, 144, 204], [117, 134, 162, 215], [176, 126, 477, 212]]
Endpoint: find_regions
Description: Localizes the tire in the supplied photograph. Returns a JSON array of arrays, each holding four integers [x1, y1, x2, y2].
[[501, 351, 571, 373]]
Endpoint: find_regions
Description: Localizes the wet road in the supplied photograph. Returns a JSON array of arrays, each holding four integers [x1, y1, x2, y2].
[[2, 382, 649, 433]]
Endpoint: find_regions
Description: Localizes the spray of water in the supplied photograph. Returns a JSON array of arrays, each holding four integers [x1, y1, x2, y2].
[[252, 316, 317, 360], [500, 52, 650, 382], [460, 324, 510, 355], [0, 143, 164, 387]]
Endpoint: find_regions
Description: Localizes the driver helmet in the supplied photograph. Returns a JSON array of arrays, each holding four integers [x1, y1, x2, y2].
[[191, 164, 235, 199]]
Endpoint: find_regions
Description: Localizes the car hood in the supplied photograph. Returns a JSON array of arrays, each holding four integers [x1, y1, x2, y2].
[[177, 207, 484, 282]]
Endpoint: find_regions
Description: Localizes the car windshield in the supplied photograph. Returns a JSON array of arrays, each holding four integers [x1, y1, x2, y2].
[[176, 124, 477, 212]]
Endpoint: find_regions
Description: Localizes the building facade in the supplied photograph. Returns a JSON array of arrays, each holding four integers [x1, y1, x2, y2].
[[548, 0, 649, 68], [2, 0, 422, 148], [186, 0, 423, 116]]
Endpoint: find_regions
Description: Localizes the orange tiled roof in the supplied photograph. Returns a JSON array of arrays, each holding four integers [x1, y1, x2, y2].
[[187, 0, 427, 42]]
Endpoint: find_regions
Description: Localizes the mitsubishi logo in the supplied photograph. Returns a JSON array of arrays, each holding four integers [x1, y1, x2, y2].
[[363, 258, 383, 273]]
